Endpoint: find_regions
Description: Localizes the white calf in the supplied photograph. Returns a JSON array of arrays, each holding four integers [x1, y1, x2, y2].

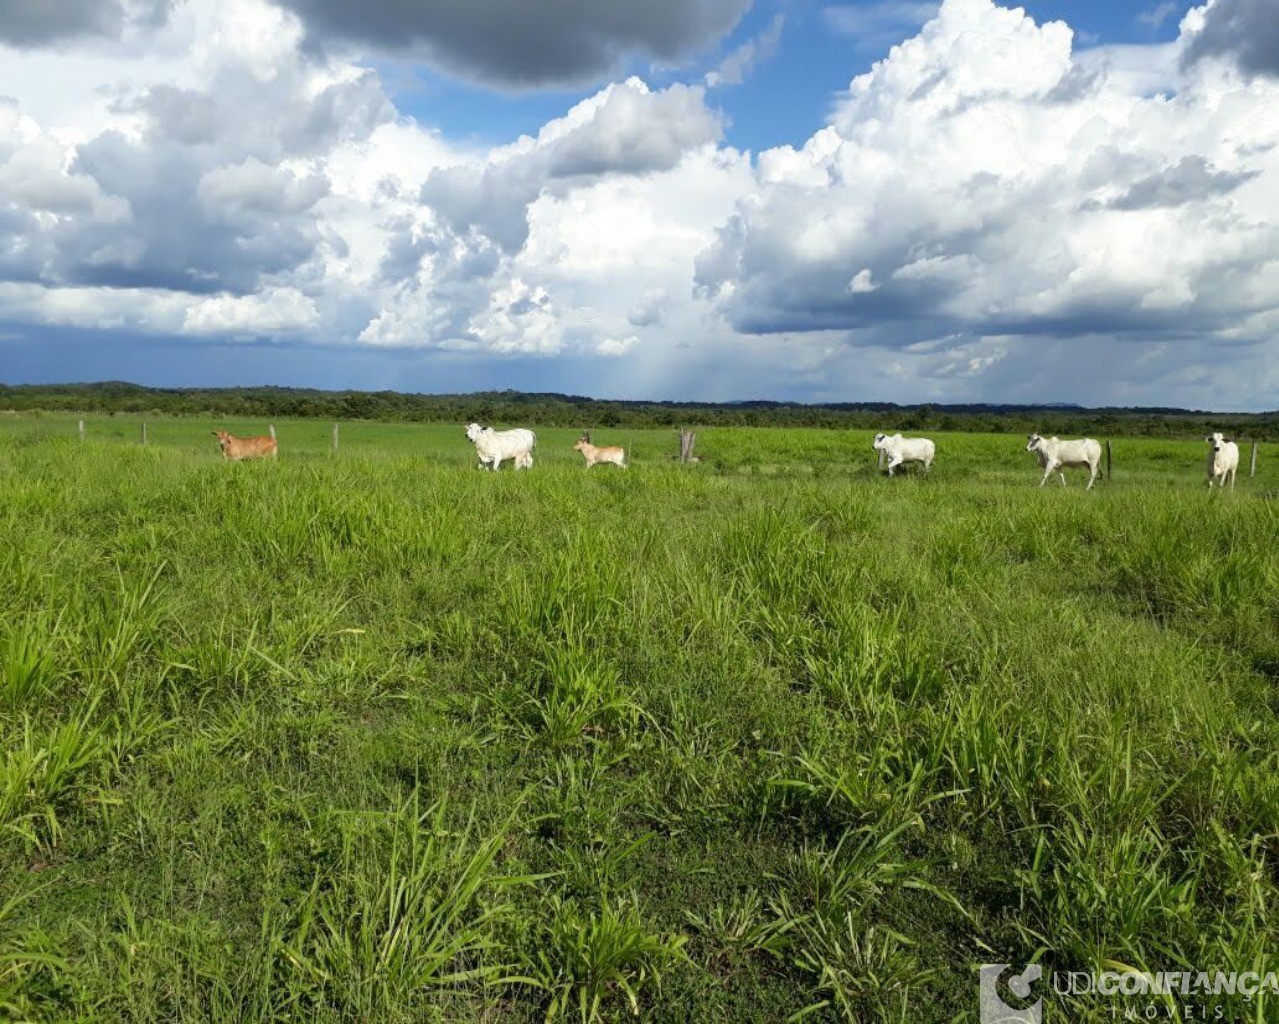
[[872, 432, 935, 476], [465, 423, 536, 471], [573, 438, 627, 469], [1026, 434, 1101, 490], [1205, 433, 1239, 491]]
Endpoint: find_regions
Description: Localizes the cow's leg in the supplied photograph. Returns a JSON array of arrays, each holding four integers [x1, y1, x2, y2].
[[1229, 468, 1236, 492], [1086, 464, 1097, 490], [1040, 463, 1054, 487], [887, 454, 903, 476]]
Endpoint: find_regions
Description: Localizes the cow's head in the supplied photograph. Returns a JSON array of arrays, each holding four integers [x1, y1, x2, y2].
[[872, 432, 887, 450], [573, 439, 588, 452], [212, 430, 231, 451], [465, 423, 485, 442], [1206, 432, 1232, 452], [1026, 433, 1044, 453]]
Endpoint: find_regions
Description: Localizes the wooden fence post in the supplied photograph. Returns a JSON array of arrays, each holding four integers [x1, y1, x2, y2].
[[679, 428, 697, 463], [78, 419, 85, 443], [1105, 440, 1112, 481], [332, 423, 339, 454], [269, 424, 276, 440], [141, 421, 147, 446], [1250, 441, 1258, 478]]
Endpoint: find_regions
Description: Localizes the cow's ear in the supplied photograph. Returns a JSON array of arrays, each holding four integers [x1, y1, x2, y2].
[[1224, 437, 1233, 444]]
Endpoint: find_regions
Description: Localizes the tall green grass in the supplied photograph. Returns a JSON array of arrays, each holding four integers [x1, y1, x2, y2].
[[0, 415, 1275, 1021]]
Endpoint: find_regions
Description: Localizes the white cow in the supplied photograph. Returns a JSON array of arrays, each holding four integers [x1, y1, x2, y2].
[[465, 423, 536, 471], [573, 437, 627, 469], [1025, 434, 1102, 490], [1205, 432, 1239, 491], [872, 432, 935, 476]]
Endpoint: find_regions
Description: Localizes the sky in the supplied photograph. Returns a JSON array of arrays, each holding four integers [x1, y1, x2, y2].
[[0, 0, 1277, 409]]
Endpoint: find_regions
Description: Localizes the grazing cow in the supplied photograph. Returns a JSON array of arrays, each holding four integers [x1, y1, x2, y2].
[[1025, 434, 1101, 489], [1205, 432, 1239, 491], [872, 432, 935, 476], [465, 423, 536, 471], [212, 430, 277, 461], [573, 437, 627, 469]]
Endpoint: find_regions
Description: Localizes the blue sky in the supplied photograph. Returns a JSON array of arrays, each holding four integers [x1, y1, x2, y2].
[[1, 0, 1277, 409], [381, 2, 1195, 154]]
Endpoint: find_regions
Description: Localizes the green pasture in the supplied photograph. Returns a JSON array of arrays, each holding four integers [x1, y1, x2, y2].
[[5, 411, 1275, 487], [0, 413, 1275, 1022]]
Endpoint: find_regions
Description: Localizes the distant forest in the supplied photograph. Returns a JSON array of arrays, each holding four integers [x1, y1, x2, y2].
[[3, 382, 1277, 439]]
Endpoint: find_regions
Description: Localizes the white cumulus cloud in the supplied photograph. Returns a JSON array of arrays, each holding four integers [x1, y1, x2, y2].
[[693, 0, 1279, 405], [0, 0, 1277, 408]]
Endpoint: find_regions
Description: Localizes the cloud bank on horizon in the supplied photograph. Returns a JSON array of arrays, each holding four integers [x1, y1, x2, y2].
[[0, 0, 1276, 408]]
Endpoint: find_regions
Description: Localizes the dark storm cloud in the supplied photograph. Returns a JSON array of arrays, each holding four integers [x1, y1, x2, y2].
[[1182, 0, 1279, 77], [274, 0, 750, 87], [0, 0, 175, 46]]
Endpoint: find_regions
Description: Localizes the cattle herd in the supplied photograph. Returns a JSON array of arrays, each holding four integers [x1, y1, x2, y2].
[[206, 424, 1246, 490], [868, 429, 1241, 490]]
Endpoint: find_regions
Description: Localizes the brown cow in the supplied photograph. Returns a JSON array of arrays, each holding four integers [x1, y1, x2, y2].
[[212, 430, 278, 461]]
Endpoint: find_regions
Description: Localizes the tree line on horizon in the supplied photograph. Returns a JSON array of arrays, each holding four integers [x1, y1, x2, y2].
[[2, 382, 1277, 440]]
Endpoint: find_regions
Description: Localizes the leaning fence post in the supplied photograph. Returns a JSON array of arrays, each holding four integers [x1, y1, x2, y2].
[[1250, 441, 1259, 478], [678, 428, 697, 463], [331, 422, 339, 454], [1105, 440, 1112, 481], [141, 421, 147, 446], [78, 419, 85, 443]]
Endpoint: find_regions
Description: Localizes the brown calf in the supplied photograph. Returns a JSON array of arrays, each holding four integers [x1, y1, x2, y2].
[[573, 437, 627, 469], [212, 430, 278, 461]]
